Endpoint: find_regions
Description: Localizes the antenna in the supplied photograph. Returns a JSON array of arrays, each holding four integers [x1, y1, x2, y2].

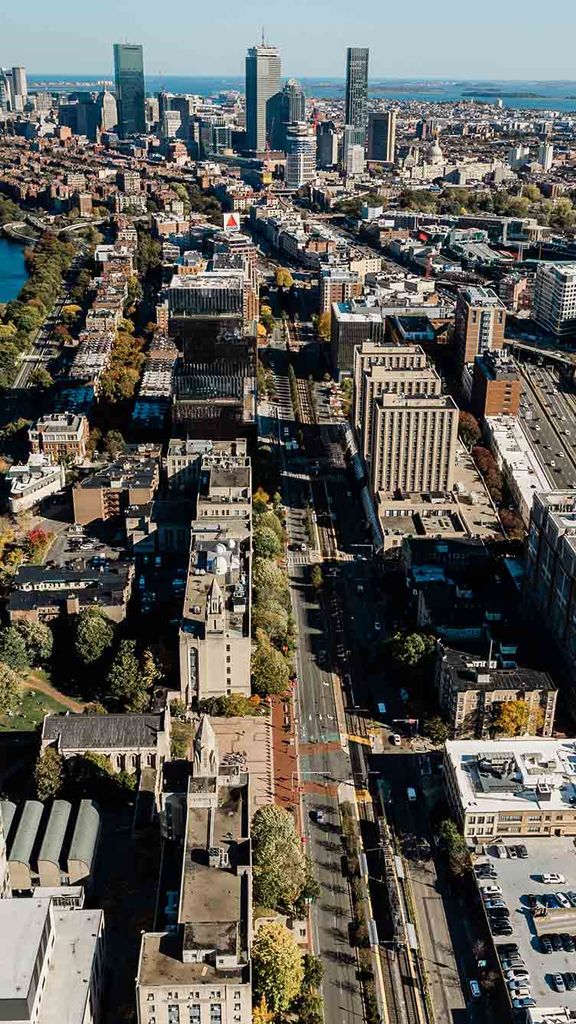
[[487, 635, 493, 669], [261, 26, 266, 46]]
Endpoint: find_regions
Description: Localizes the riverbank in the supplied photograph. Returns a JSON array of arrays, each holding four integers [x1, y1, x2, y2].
[[0, 235, 28, 304]]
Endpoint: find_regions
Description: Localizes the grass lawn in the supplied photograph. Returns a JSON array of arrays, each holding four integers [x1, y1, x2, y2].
[[0, 685, 74, 733]]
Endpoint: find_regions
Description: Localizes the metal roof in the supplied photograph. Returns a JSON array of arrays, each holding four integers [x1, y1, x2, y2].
[[38, 801, 72, 867], [9, 801, 43, 866], [0, 801, 17, 845], [67, 800, 100, 870]]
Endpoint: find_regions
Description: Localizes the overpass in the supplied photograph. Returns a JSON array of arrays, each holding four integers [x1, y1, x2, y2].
[[505, 335, 576, 372]]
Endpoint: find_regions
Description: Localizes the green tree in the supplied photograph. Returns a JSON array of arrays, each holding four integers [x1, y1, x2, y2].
[[252, 805, 307, 911], [252, 922, 304, 1012], [252, 601, 290, 646], [252, 558, 289, 600], [104, 430, 125, 458], [107, 639, 149, 711], [251, 638, 290, 696], [34, 747, 64, 800], [439, 819, 470, 878], [311, 565, 323, 591], [29, 368, 54, 390], [15, 620, 53, 667], [0, 662, 19, 714], [171, 718, 193, 759], [390, 632, 436, 668], [73, 610, 115, 667], [254, 526, 282, 559], [0, 625, 29, 670], [423, 716, 450, 745]]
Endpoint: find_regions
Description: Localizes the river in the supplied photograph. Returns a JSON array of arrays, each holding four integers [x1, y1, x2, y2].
[[0, 235, 28, 304]]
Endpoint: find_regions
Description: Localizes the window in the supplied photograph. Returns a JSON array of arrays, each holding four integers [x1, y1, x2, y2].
[[189, 1007, 200, 1024]]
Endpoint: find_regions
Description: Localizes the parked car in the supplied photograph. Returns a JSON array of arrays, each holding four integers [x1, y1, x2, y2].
[[542, 873, 565, 884], [512, 998, 537, 1008], [540, 936, 553, 954], [551, 935, 564, 951], [497, 943, 519, 957], [514, 844, 528, 858], [556, 892, 571, 909], [553, 974, 566, 992], [561, 934, 576, 952], [564, 973, 576, 992], [481, 886, 503, 898], [469, 980, 481, 999]]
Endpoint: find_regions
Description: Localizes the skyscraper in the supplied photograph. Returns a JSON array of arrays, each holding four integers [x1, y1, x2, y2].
[[285, 123, 316, 189], [113, 43, 146, 138], [345, 47, 369, 146], [367, 110, 396, 163], [316, 121, 338, 168], [12, 66, 27, 103], [268, 78, 306, 150], [245, 43, 281, 152]]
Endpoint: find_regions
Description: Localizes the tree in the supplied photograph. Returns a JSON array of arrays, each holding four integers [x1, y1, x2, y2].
[[73, 610, 115, 667], [302, 953, 324, 990], [275, 267, 295, 290], [252, 602, 290, 647], [29, 367, 53, 390], [439, 819, 470, 878], [252, 922, 304, 1012], [252, 995, 274, 1024], [104, 430, 125, 458], [311, 565, 323, 591], [0, 662, 19, 714], [0, 625, 29, 670], [107, 639, 149, 712], [34, 747, 64, 800], [252, 558, 289, 599], [254, 526, 282, 559], [251, 638, 290, 696], [15, 620, 53, 667], [171, 718, 193, 759], [423, 716, 450, 745], [141, 648, 162, 692], [252, 805, 307, 911], [316, 311, 331, 340], [390, 632, 436, 668], [493, 699, 543, 737], [458, 411, 481, 448]]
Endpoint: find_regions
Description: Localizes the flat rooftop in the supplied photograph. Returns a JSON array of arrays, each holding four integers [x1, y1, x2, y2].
[[212, 716, 274, 813], [42, 910, 103, 1024], [138, 931, 248, 986], [0, 899, 51, 1003], [446, 739, 576, 814]]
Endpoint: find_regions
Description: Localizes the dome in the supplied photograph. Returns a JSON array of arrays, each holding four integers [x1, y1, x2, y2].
[[428, 139, 443, 165], [214, 556, 228, 575]]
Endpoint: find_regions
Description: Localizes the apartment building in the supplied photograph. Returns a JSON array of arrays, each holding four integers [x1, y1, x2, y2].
[[8, 562, 134, 624], [28, 412, 90, 464], [72, 447, 161, 524], [369, 393, 458, 495], [6, 455, 66, 513], [319, 268, 362, 315], [444, 739, 576, 840], [534, 262, 576, 337], [455, 285, 506, 371], [435, 644, 557, 739], [136, 717, 252, 1024], [352, 341, 429, 431], [471, 349, 522, 420], [525, 490, 576, 667], [178, 454, 252, 705], [0, 898, 105, 1024], [166, 439, 248, 495]]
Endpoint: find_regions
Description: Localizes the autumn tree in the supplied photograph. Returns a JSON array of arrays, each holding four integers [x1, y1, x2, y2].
[[0, 662, 19, 714], [493, 699, 543, 737], [315, 311, 331, 340], [458, 411, 481, 448], [252, 922, 304, 1012], [252, 805, 307, 911], [275, 267, 295, 290], [34, 748, 64, 800]]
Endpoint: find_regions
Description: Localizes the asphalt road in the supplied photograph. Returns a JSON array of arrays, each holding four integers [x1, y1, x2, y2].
[[519, 363, 576, 489]]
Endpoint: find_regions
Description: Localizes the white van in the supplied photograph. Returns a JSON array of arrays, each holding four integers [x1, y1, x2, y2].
[[407, 787, 417, 802]]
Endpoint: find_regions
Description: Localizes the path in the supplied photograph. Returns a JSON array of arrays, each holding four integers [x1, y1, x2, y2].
[[21, 672, 84, 712]]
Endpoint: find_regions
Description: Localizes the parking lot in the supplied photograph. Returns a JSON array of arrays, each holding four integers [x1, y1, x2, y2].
[[475, 838, 576, 1010]]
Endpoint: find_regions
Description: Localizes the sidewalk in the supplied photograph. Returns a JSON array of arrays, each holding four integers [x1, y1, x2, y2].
[[270, 694, 302, 835]]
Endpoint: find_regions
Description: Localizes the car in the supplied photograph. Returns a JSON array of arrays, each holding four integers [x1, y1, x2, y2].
[[374, 621, 381, 632], [542, 873, 565, 884], [494, 845, 508, 858], [512, 998, 537, 1009], [502, 959, 526, 971], [407, 787, 417, 802], [507, 846, 518, 859], [553, 974, 566, 993], [526, 894, 542, 910], [481, 886, 503, 897], [562, 934, 576, 952], [315, 810, 325, 825], [469, 979, 481, 999], [551, 934, 564, 951], [506, 972, 530, 985], [485, 899, 507, 909], [515, 844, 528, 859], [497, 943, 519, 956], [488, 906, 510, 917], [565, 973, 576, 991], [491, 923, 513, 936], [556, 892, 571, 909], [390, 733, 402, 746], [507, 979, 530, 991]]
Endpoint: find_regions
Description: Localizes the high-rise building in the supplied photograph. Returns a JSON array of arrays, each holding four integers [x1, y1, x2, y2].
[[345, 46, 369, 146], [285, 123, 316, 189], [98, 89, 117, 132], [367, 110, 396, 163], [245, 43, 281, 152], [356, 352, 442, 462], [538, 142, 554, 171], [533, 262, 576, 337], [113, 42, 146, 138], [369, 393, 459, 495], [12, 65, 27, 104], [316, 120, 338, 168], [341, 125, 365, 175], [269, 78, 305, 149], [455, 286, 506, 370]]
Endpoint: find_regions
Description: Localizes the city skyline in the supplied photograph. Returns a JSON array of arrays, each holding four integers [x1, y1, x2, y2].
[[2, 0, 576, 79]]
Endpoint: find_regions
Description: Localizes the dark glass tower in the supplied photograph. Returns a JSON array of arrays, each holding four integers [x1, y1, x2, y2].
[[345, 47, 369, 145], [113, 43, 146, 138], [245, 44, 281, 152]]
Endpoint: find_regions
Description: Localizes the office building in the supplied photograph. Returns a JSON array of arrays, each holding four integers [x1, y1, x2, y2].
[[341, 126, 365, 175], [285, 123, 316, 190], [331, 303, 386, 375], [245, 43, 281, 152], [12, 65, 27, 108], [320, 269, 362, 315], [29, 412, 89, 464], [538, 142, 554, 171], [471, 349, 522, 420], [6, 455, 66, 514], [178, 453, 252, 704], [367, 110, 396, 163], [0, 898, 105, 1024], [166, 438, 248, 494], [269, 78, 305, 149], [353, 341, 430, 431], [525, 490, 576, 668], [444, 739, 576, 840], [316, 120, 338, 168], [113, 42, 146, 138], [136, 717, 252, 1024], [355, 352, 442, 462], [533, 262, 576, 337], [455, 285, 506, 370], [435, 644, 557, 739], [345, 46, 369, 145], [369, 393, 459, 495]]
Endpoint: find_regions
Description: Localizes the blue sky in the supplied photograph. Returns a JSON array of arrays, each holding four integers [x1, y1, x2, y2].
[[2, 0, 576, 79]]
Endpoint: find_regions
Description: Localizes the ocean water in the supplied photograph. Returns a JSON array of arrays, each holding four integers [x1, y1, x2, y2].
[[0, 237, 27, 304], [28, 75, 576, 112]]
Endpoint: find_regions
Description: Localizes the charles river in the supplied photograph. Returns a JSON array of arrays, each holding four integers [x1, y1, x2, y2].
[[0, 236, 28, 304]]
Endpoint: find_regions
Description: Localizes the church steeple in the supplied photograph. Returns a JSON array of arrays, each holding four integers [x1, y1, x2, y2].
[[206, 579, 225, 633], [192, 714, 219, 778]]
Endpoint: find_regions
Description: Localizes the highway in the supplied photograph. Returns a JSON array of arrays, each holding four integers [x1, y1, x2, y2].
[[518, 363, 576, 489]]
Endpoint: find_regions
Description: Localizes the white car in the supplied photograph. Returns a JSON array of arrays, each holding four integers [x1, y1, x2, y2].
[[481, 886, 502, 898], [555, 892, 571, 908], [542, 873, 565, 884], [505, 970, 530, 981]]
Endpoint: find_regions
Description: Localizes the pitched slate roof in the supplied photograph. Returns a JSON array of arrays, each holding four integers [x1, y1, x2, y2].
[[42, 713, 164, 751]]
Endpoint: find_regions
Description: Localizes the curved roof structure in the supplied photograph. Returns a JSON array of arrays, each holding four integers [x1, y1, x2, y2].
[[68, 800, 100, 870], [0, 800, 17, 844], [38, 800, 72, 867], [9, 801, 43, 866]]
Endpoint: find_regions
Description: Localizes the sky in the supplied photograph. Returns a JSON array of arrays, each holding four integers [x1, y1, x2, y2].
[[2, 0, 576, 80]]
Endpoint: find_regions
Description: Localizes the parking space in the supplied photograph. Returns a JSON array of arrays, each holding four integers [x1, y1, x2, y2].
[[475, 838, 576, 1010]]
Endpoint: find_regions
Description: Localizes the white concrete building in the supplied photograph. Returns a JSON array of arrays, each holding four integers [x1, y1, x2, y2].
[[534, 262, 576, 337], [484, 415, 551, 524], [6, 455, 66, 513], [285, 122, 316, 190]]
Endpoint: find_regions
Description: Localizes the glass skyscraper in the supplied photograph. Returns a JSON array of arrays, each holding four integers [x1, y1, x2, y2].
[[245, 44, 281, 152], [345, 47, 369, 146], [113, 43, 146, 138]]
